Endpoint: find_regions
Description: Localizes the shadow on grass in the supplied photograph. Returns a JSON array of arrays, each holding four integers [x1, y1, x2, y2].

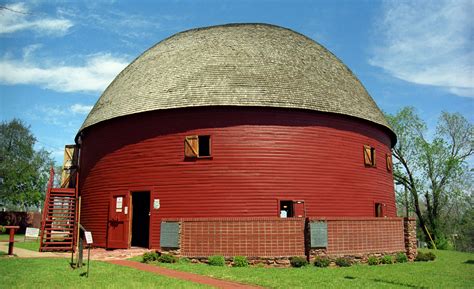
[[464, 260, 474, 264], [372, 278, 427, 289]]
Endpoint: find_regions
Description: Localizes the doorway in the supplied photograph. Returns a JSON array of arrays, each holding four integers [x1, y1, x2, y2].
[[131, 191, 150, 248]]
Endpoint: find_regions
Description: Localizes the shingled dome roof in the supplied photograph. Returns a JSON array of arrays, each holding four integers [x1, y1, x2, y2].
[[80, 23, 395, 141]]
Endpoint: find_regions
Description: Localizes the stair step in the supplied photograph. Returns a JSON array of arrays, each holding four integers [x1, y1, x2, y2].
[[42, 228, 74, 232], [43, 242, 72, 245], [41, 247, 72, 252]]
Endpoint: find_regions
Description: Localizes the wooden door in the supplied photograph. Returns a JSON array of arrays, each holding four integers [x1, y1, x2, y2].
[[293, 200, 305, 218], [107, 193, 130, 248]]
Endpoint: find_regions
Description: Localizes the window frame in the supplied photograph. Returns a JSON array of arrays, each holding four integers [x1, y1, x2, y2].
[[184, 135, 212, 159], [363, 145, 376, 167]]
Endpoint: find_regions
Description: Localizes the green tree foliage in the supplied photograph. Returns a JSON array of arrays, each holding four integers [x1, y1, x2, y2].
[[386, 108, 473, 249], [0, 119, 53, 210]]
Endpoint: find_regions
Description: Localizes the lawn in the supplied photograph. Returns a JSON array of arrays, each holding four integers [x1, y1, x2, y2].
[[0, 233, 40, 251], [0, 257, 209, 289], [145, 250, 474, 289]]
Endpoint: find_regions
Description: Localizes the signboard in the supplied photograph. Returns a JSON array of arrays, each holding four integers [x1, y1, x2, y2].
[[84, 231, 93, 244], [116, 197, 123, 212], [153, 199, 160, 209], [25, 227, 40, 238]]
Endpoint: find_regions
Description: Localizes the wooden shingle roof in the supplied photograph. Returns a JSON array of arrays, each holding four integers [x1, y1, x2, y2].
[[80, 23, 395, 141]]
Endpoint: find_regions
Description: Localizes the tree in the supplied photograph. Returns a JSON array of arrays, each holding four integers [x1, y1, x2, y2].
[[0, 119, 53, 211], [386, 108, 473, 247]]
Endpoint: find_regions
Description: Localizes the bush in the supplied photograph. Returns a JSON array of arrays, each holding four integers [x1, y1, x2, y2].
[[367, 256, 379, 266], [381, 255, 393, 264], [208, 255, 226, 266], [178, 257, 190, 264], [415, 251, 436, 262], [396, 252, 408, 263], [142, 251, 159, 263], [158, 254, 177, 263], [232, 256, 249, 267], [290, 256, 308, 268], [335, 257, 351, 267], [314, 257, 330, 268]]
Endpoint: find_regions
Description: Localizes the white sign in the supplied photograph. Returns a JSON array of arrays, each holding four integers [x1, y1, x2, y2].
[[84, 231, 93, 244], [25, 227, 40, 238], [153, 199, 160, 209], [124, 206, 128, 215], [116, 197, 123, 209]]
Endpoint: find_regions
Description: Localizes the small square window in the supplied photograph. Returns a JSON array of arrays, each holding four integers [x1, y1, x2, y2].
[[198, 135, 211, 157], [363, 145, 376, 167], [375, 202, 385, 217], [184, 135, 211, 158], [386, 154, 393, 172]]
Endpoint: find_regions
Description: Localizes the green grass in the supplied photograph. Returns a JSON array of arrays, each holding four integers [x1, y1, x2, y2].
[[0, 233, 24, 241], [0, 233, 40, 251], [1, 257, 210, 289], [15, 240, 40, 251], [147, 250, 474, 289]]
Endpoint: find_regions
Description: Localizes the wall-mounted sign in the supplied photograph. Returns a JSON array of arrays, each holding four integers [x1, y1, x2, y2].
[[124, 206, 128, 215], [153, 199, 160, 209], [116, 196, 123, 212], [84, 231, 93, 244], [25, 227, 40, 238]]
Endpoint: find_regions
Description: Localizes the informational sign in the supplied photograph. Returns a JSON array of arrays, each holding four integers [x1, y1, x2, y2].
[[116, 197, 123, 212], [25, 227, 40, 238], [124, 206, 128, 215], [153, 199, 160, 209], [84, 231, 93, 244]]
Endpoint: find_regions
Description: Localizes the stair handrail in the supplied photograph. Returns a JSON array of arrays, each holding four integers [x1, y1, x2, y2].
[[39, 167, 55, 251]]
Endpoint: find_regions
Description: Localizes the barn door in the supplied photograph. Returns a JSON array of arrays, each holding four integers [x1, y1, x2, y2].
[[293, 200, 305, 218], [107, 193, 130, 249]]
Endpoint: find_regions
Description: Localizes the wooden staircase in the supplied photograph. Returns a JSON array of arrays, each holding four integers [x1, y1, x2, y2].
[[40, 146, 79, 252]]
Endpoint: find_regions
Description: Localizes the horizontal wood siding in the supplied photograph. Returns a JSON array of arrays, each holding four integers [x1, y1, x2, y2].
[[79, 107, 395, 248]]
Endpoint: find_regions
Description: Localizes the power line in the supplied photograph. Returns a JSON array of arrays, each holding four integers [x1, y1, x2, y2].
[[0, 5, 31, 15]]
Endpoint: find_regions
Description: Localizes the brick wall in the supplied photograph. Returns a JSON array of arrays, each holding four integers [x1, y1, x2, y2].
[[310, 217, 405, 255], [168, 217, 305, 257]]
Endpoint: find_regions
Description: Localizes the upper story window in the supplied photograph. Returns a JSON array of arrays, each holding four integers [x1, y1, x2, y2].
[[184, 135, 211, 158], [386, 153, 393, 172], [375, 202, 385, 217], [363, 145, 376, 167]]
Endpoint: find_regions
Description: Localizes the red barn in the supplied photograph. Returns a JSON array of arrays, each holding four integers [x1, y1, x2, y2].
[[42, 24, 416, 261]]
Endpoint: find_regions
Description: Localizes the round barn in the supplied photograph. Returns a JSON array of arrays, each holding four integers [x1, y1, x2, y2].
[[76, 24, 401, 256]]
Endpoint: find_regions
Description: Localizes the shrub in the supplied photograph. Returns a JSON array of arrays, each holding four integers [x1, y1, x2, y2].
[[142, 251, 159, 263], [290, 256, 308, 268], [335, 257, 351, 267], [158, 254, 177, 263], [178, 257, 190, 264], [396, 252, 408, 263], [208, 255, 226, 266], [381, 255, 393, 264], [233, 256, 249, 267], [415, 251, 436, 262], [314, 257, 330, 268], [367, 256, 379, 266]]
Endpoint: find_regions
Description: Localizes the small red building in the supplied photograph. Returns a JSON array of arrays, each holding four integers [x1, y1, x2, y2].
[[73, 24, 412, 259]]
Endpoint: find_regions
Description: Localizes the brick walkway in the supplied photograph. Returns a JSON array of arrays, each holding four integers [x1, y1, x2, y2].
[[108, 260, 264, 289]]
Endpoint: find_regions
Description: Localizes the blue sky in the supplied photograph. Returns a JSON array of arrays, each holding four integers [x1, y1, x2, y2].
[[0, 0, 473, 164]]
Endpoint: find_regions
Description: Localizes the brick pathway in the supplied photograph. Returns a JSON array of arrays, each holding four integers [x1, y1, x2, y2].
[[108, 260, 264, 289]]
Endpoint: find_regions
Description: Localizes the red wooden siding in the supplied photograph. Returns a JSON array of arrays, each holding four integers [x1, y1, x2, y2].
[[78, 107, 395, 248]]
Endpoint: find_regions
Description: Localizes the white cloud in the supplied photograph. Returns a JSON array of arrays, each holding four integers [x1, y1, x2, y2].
[[0, 2, 73, 35], [70, 104, 93, 115], [0, 53, 129, 93], [370, 0, 474, 97]]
